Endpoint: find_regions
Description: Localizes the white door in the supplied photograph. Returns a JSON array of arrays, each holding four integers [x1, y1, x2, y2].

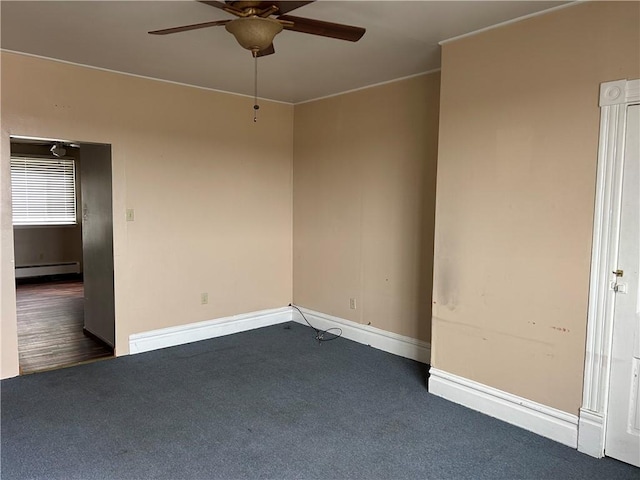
[[605, 104, 640, 467], [80, 143, 115, 347]]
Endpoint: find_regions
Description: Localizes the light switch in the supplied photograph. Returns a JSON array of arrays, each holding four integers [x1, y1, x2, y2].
[[126, 209, 134, 222]]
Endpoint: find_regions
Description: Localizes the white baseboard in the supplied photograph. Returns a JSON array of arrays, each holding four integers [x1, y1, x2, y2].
[[429, 368, 578, 448], [577, 408, 605, 457], [292, 306, 431, 364], [129, 305, 430, 365], [129, 307, 292, 354]]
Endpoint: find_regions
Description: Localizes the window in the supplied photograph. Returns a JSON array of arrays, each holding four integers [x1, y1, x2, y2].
[[10, 156, 77, 226]]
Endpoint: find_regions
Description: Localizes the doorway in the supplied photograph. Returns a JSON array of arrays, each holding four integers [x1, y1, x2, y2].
[[10, 137, 115, 373]]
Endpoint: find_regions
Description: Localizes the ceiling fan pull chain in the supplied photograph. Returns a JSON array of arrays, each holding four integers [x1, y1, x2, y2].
[[253, 51, 259, 123]]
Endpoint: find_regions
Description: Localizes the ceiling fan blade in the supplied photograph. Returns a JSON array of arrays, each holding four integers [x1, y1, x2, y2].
[[278, 15, 365, 42], [256, 44, 275, 57], [148, 19, 230, 35]]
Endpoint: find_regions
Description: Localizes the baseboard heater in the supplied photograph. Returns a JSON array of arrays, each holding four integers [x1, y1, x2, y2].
[[15, 262, 81, 279]]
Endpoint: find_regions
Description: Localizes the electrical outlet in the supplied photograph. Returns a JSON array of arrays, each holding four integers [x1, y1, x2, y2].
[[350, 298, 357, 310], [201, 292, 208, 305]]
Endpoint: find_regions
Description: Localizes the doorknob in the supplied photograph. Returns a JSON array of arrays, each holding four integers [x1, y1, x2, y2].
[[613, 269, 624, 277]]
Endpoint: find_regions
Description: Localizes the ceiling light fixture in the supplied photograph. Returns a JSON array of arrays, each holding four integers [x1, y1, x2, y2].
[[225, 17, 284, 122], [50, 143, 67, 158], [225, 17, 283, 54]]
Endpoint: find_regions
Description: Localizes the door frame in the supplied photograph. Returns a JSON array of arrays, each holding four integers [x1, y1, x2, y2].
[[578, 78, 640, 457]]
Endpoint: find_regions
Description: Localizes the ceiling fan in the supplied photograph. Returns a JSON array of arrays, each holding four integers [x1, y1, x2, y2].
[[148, 1, 366, 57]]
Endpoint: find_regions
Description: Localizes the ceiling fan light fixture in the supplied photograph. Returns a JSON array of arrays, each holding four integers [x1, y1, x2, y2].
[[225, 17, 283, 54]]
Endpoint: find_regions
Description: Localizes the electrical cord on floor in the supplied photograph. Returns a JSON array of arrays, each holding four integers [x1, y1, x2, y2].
[[290, 304, 342, 344]]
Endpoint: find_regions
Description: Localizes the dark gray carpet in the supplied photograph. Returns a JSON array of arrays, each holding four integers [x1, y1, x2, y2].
[[1, 322, 637, 480]]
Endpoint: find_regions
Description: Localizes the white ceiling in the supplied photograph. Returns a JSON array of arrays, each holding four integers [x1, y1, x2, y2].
[[1, 1, 570, 104]]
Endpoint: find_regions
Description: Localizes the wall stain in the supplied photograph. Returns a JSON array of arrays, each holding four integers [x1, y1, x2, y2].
[[551, 326, 570, 333]]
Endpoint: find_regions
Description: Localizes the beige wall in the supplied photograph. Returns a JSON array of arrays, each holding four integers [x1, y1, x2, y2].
[[14, 227, 82, 268], [1, 52, 294, 378], [433, 1, 640, 414], [293, 73, 440, 342]]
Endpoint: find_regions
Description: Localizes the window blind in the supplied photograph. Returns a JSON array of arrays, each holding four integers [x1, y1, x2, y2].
[[10, 156, 77, 226]]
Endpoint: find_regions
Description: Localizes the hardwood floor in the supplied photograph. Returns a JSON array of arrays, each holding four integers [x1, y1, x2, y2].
[[16, 278, 113, 374]]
